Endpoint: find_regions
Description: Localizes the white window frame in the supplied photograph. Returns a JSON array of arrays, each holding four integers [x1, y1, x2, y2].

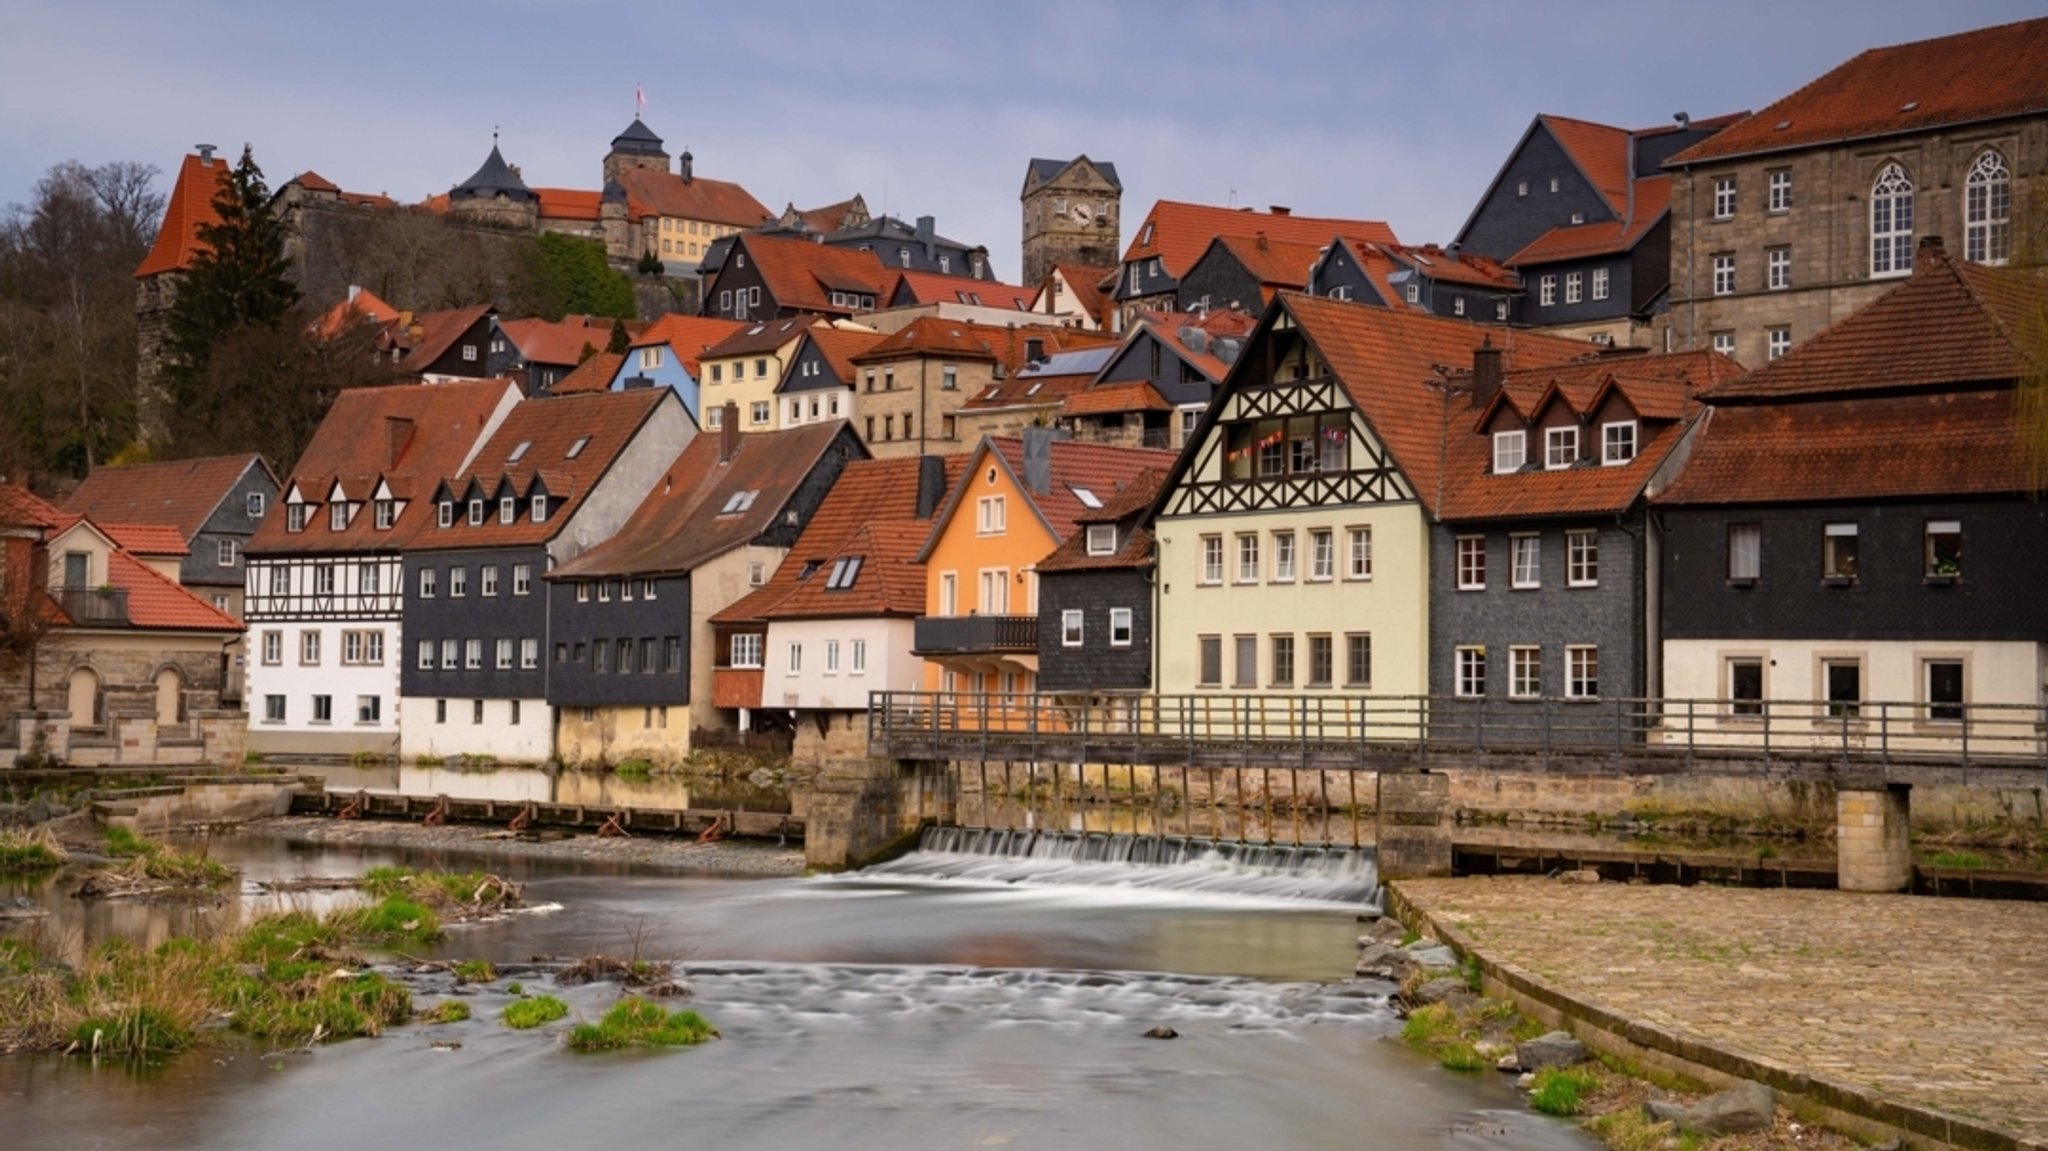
[[1538, 275, 1555, 307], [1767, 246, 1791, 290], [1308, 529, 1334, 581], [976, 495, 1006, 535], [1086, 524, 1116, 556], [496, 638, 513, 670], [1710, 331, 1735, 357], [1601, 421, 1637, 465], [1061, 609, 1084, 647], [1510, 534, 1541, 589], [1235, 533, 1259, 584], [1544, 426, 1577, 470], [1509, 646, 1541, 699], [1870, 162, 1914, 278], [1712, 253, 1735, 296], [480, 566, 499, 597], [787, 642, 802, 674], [1564, 271, 1582, 304], [1566, 645, 1599, 700], [1727, 523, 1762, 582], [1965, 150, 2011, 266], [731, 633, 763, 669], [850, 639, 866, 674], [1271, 531, 1296, 582], [1346, 527, 1372, 581], [1200, 535, 1223, 585], [1456, 536, 1486, 590], [512, 564, 531, 595], [1492, 430, 1526, 474], [824, 639, 840, 674], [1767, 169, 1791, 214], [1713, 176, 1737, 219], [448, 567, 466, 598], [1108, 608, 1133, 648], [1455, 646, 1487, 698], [1767, 327, 1792, 360], [1590, 267, 1609, 301]]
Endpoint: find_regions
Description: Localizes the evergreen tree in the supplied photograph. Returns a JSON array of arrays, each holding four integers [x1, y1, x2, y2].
[[163, 146, 299, 396], [606, 318, 630, 354]]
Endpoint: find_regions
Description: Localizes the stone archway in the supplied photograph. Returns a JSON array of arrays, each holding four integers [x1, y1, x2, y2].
[[154, 666, 186, 728], [67, 666, 100, 728]]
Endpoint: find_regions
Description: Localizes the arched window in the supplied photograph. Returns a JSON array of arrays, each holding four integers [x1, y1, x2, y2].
[[1965, 150, 2011, 266], [1870, 163, 1915, 278]]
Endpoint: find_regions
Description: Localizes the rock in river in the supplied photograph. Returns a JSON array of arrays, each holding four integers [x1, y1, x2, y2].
[[1678, 1081, 1776, 1135], [1514, 1031, 1589, 1071]]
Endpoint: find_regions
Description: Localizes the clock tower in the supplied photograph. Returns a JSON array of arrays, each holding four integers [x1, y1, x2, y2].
[[1020, 155, 1122, 288]]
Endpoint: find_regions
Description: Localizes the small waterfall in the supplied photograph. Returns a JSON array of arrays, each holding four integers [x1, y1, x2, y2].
[[863, 827, 1381, 907]]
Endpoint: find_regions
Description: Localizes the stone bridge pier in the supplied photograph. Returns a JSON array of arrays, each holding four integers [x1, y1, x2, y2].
[[1837, 781, 1911, 892], [805, 757, 956, 871]]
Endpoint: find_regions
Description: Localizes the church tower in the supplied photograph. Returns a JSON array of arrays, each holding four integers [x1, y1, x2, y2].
[[1020, 156, 1122, 287]]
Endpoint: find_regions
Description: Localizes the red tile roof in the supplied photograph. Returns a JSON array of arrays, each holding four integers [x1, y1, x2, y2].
[[101, 549, 241, 632], [789, 197, 865, 235], [378, 304, 494, 369], [553, 421, 858, 578], [1043, 263, 1117, 326], [891, 270, 1037, 310], [250, 379, 520, 555], [630, 314, 749, 379], [97, 524, 191, 556], [1060, 381, 1170, 417], [1119, 308, 1259, 382], [1506, 175, 1672, 267], [533, 187, 602, 221], [789, 327, 888, 387], [1669, 18, 2048, 164], [313, 287, 401, 340], [287, 171, 396, 209], [499, 315, 634, 367], [136, 152, 233, 278], [1035, 466, 1168, 574], [925, 438, 1177, 561], [618, 167, 773, 229], [702, 315, 824, 360], [852, 317, 1112, 373], [1539, 115, 1635, 217], [1122, 200, 1399, 281], [1387, 244, 1522, 291], [736, 234, 895, 315], [714, 455, 964, 622], [551, 352, 626, 395], [961, 373, 1094, 412], [1278, 294, 1591, 513], [66, 454, 269, 540], [0, 483, 67, 530]]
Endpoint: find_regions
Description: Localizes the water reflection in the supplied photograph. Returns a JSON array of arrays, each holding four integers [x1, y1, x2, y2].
[[288, 762, 790, 814]]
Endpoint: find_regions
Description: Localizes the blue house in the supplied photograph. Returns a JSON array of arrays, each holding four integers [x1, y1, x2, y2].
[[597, 315, 746, 422]]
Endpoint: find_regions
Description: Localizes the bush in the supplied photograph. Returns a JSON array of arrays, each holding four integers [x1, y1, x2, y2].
[[502, 995, 568, 1030], [564, 998, 718, 1051], [1529, 1066, 1601, 1116]]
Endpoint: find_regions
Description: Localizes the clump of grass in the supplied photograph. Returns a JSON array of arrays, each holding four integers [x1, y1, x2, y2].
[[614, 759, 655, 782], [414, 755, 445, 768], [564, 997, 718, 1051], [505, 981, 525, 996], [97, 828, 234, 887], [1586, 1107, 1706, 1151], [452, 959, 496, 985], [0, 828, 67, 873], [502, 995, 568, 1030], [420, 1000, 471, 1024], [327, 897, 441, 945], [360, 866, 519, 915], [1528, 1065, 1601, 1116], [1438, 1041, 1487, 1071], [1400, 1002, 1458, 1049], [1927, 849, 1989, 869]]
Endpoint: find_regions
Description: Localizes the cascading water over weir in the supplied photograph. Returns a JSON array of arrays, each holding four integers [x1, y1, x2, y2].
[[863, 827, 1383, 907]]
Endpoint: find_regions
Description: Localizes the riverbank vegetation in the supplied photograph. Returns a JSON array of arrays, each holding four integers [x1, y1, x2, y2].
[[501, 994, 568, 1029], [98, 826, 235, 887], [0, 828, 67, 873], [565, 997, 717, 1051]]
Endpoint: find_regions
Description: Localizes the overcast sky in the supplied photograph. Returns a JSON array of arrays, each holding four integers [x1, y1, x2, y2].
[[2, 1, 2037, 282]]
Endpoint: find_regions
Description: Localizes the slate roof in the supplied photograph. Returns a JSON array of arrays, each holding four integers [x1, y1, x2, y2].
[[136, 152, 233, 278], [617, 166, 772, 228], [552, 421, 859, 579], [1669, 18, 2048, 164], [1122, 200, 1399, 281], [66, 454, 269, 540], [713, 456, 964, 623], [611, 117, 666, 154], [450, 144, 534, 202], [1025, 156, 1122, 192], [1506, 175, 1672, 267]]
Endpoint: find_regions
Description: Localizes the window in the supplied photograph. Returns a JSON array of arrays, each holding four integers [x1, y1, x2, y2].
[[1591, 267, 1609, 301], [621, 579, 634, 602], [286, 503, 308, 532], [1564, 271, 1582, 304], [1511, 534, 1541, 589], [213, 593, 230, 612], [510, 563, 531, 596], [1549, 178, 1559, 193], [441, 639, 458, 669], [1232, 634, 1257, 688], [1567, 646, 1599, 700], [460, 639, 480, 669], [1235, 534, 1259, 583], [1347, 527, 1372, 580], [618, 639, 635, 674], [1346, 633, 1372, 687], [312, 564, 336, 595], [300, 631, 321, 665], [1109, 608, 1133, 647], [437, 501, 453, 529], [329, 502, 348, 531], [751, 401, 770, 425], [942, 365, 958, 390], [1493, 430, 1526, 474], [1270, 634, 1295, 687], [1086, 524, 1116, 556], [1712, 253, 1735, 296], [787, 642, 802, 673], [635, 639, 654, 675], [468, 499, 484, 526], [1271, 532, 1296, 581], [1539, 275, 1555, 307], [1495, 300, 1509, 322], [374, 500, 395, 530], [1602, 421, 1636, 464], [312, 695, 332, 723], [1061, 609, 1084, 647], [1767, 327, 1791, 360], [247, 492, 266, 518], [418, 639, 434, 670], [1509, 646, 1541, 699], [824, 639, 840, 673], [494, 496, 512, 525], [1823, 659, 1862, 718], [977, 496, 1006, 535], [1710, 331, 1735, 356], [1768, 169, 1791, 213], [1925, 660, 1965, 722], [1453, 296, 1465, 316], [269, 566, 288, 596], [356, 695, 381, 724], [1726, 523, 1761, 581], [1404, 282, 1420, 304], [1566, 530, 1599, 587], [1713, 176, 1737, 219], [1767, 246, 1791, 290], [598, 579, 612, 603], [642, 579, 657, 600], [1728, 658, 1764, 715], [1870, 163, 1914, 277], [261, 631, 282, 664], [1455, 646, 1487, 697], [1965, 150, 2011, 265], [1198, 635, 1222, 687], [479, 565, 498, 597], [473, 699, 485, 724], [664, 637, 681, 673], [217, 539, 236, 567], [1456, 536, 1486, 589], [449, 567, 467, 598], [1544, 426, 1577, 469], [494, 638, 512, 670], [1299, 633, 1332, 687], [510, 700, 522, 725], [342, 630, 383, 666], [1823, 523, 1859, 581], [731, 634, 762, 669], [263, 695, 284, 722], [1309, 530, 1334, 581], [849, 639, 866, 674], [1200, 535, 1224, 584], [592, 641, 609, 673], [1925, 520, 1962, 577]]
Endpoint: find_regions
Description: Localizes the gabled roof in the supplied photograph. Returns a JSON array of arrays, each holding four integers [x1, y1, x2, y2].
[[97, 523, 190, 556], [920, 436, 1178, 562], [962, 373, 1095, 412], [379, 304, 494, 368], [0, 483, 66, 530], [730, 233, 894, 314], [1024, 156, 1122, 193], [533, 188, 602, 221], [1704, 247, 2047, 402], [1208, 234, 1329, 297], [136, 152, 233, 278], [627, 314, 748, 380], [1061, 381, 1170, 418], [1122, 200, 1399, 281], [617, 166, 771, 228], [411, 389, 672, 551], [1036, 466, 1167, 574], [892, 270, 1036, 310], [66, 454, 271, 540], [713, 455, 963, 623], [96, 550, 240, 632], [850, 317, 1112, 372], [701, 315, 823, 360], [249, 379, 520, 554], [780, 327, 888, 392], [313, 288, 401, 340], [785, 196, 865, 235], [1506, 175, 1671, 267], [1538, 114, 1635, 217], [1042, 262, 1117, 325], [499, 315, 630, 367], [1438, 350, 1739, 522], [284, 171, 396, 209], [552, 352, 626, 395], [552, 421, 861, 578], [1668, 18, 2048, 165], [1385, 244, 1521, 291], [1106, 308, 1259, 384]]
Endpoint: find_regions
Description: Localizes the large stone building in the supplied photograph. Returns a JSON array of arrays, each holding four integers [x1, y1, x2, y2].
[[1021, 157, 1123, 289], [1661, 18, 2048, 366]]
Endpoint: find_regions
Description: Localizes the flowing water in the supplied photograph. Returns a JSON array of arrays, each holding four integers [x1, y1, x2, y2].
[[1, 832, 1594, 1151]]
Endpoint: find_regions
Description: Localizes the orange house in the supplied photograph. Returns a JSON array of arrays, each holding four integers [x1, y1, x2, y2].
[[913, 432, 1175, 720]]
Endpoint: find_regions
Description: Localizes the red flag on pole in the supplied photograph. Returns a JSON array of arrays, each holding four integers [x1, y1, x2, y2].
[[636, 84, 646, 113]]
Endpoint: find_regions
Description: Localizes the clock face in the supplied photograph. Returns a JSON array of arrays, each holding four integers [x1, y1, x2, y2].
[[1072, 203, 1092, 224]]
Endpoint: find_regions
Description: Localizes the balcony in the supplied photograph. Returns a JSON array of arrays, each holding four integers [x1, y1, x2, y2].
[[54, 586, 130, 627], [913, 614, 1038, 656]]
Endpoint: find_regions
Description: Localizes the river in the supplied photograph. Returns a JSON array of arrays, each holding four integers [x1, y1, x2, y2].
[[2, 832, 1597, 1151]]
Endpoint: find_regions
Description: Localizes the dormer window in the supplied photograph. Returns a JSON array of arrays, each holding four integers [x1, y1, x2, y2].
[[1492, 430, 1526, 474], [286, 503, 308, 532], [374, 499, 395, 530], [468, 499, 484, 526], [437, 501, 453, 529], [328, 503, 348, 531], [1545, 426, 1578, 470], [1086, 524, 1117, 556], [531, 495, 547, 523], [499, 497, 515, 524], [1602, 421, 1638, 465], [566, 436, 589, 459]]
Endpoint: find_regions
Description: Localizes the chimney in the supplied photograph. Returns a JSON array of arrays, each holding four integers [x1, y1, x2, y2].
[[347, 284, 362, 304], [1256, 231, 1269, 252], [195, 144, 217, 165], [719, 401, 739, 463], [1021, 426, 1061, 495], [1024, 336, 1045, 364], [1471, 337, 1504, 410], [385, 416, 416, 469], [915, 454, 948, 519], [1915, 234, 1946, 274], [915, 214, 935, 256], [1269, 205, 1291, 217], [680, 150, 694, 183]]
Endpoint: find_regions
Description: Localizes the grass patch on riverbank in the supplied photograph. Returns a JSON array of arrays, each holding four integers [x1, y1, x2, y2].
[[0, 828, 67, 873], [1924, 849, 1989, 869], [502, 994, 568, 1029], [420, 1000, 470, 1024], [361, 865, 519, 917], [564, 997, 717, 1051], [1529, 1066, 1602, 1115], [99, 827, 233, 887]]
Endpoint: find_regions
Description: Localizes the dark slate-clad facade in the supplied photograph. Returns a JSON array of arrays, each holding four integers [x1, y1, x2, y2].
[[1034, 479, 1163, 694], [401, 546, 552, 705], [544, 574, 690, 708]]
